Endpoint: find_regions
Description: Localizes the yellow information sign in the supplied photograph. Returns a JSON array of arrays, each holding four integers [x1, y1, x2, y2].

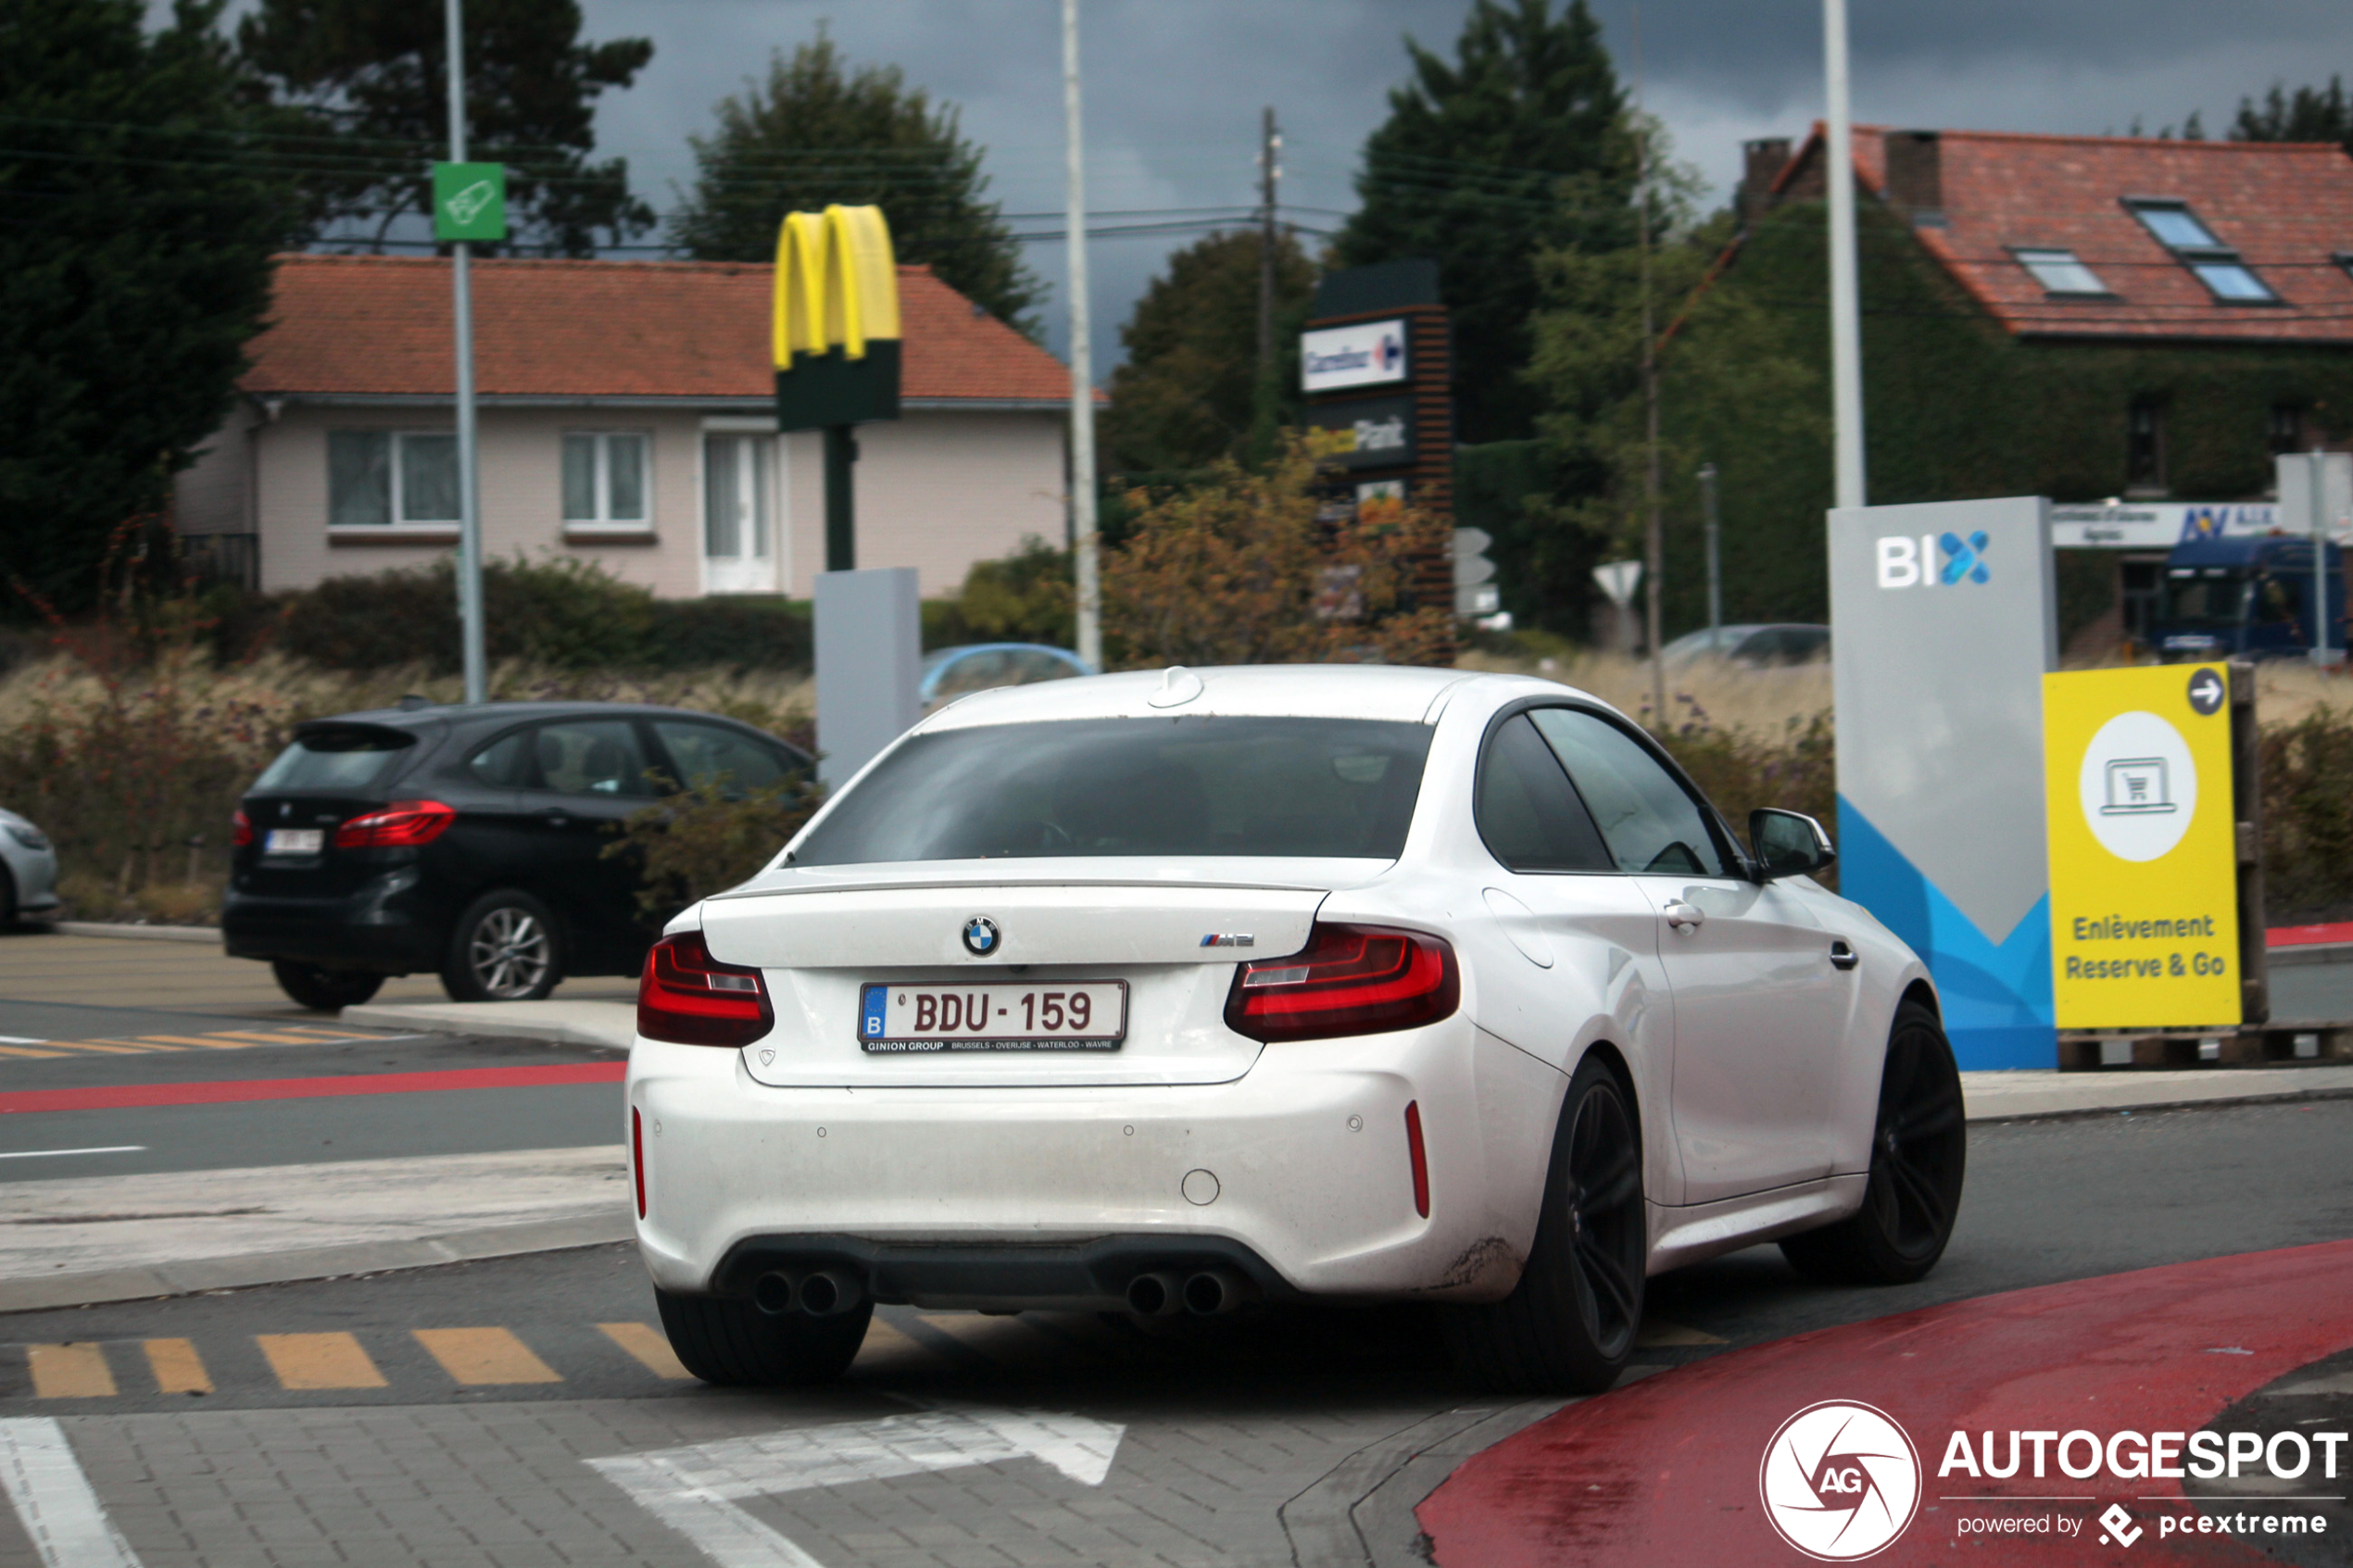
[[2044, 663, 2239, 1030]]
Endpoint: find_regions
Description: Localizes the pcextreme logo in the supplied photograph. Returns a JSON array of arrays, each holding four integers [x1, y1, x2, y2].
[[1759, 1401, 1923, 1561], [1875, 531, 1992, 589]]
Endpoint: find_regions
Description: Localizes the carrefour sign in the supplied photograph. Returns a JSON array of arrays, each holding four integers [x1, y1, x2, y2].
[[1301, 319, 1408, 394]]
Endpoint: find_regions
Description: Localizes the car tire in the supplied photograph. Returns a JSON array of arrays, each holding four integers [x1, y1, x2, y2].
[[1780, 999, 1967, 1286], [1444, 1054, 1646, 1395], [271, 962, 386, 1012], [653, 1289, 872, 1386], [442, 890, 564, 1002], [0, 862, 16, 929]]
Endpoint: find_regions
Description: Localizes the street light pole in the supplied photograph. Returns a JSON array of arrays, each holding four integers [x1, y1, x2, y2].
[[1823, 0, 1866, 511], [1062, 0, 1101, 670], [1699, 461, 1722, 651], [446, 0, 485, 704]]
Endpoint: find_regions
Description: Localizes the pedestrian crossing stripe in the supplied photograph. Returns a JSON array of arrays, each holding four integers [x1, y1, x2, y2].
[[0, 1027, 383, 1060]]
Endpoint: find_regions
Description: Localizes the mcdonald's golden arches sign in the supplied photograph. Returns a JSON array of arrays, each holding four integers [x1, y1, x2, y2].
[[773, 205, 903, 433]]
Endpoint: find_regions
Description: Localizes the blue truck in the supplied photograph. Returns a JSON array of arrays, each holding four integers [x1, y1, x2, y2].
[[2155, 533, 2347, 661]]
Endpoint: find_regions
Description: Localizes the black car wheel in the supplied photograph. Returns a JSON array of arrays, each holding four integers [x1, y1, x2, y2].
[[1780, 999, 1967, 1285], [443, 890, 564, 1002], [0, 863, 16, 929], [654, 1289, 871, 1386], [271, 962, 385, 1011], [1445, 1053, 1646, 1394]]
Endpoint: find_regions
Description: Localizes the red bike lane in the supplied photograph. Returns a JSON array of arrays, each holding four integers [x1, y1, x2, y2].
[[1420, 1240, 2353, 1564]]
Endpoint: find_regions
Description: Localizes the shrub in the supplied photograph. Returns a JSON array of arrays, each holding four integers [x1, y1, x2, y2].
[[2259, 706, 2353, 921], [605, 773, 826, 916], [957, 536, 1076, 646]]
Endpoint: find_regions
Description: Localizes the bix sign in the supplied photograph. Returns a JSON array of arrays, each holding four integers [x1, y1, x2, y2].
[[1301, 319, 1409, 394], [1876, 531, 1993, 588]]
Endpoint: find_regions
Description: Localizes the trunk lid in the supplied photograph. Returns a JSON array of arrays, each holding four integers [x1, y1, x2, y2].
[[700, 859, 1380, 1086]]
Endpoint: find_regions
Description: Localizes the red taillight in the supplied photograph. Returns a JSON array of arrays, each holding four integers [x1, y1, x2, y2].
[[638, 930, 773, 1047], [632, 1107, 647, 1220], [1223, 922, 1460, 1043], [333, 799, 457, 848], [232, 809, 254, 847], [1404, 1100, 1430, 1218]]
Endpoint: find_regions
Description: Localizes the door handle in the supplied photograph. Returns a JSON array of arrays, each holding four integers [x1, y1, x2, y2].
[[1664, 901, 1705, 933], [534, 808, 572, 825], [1829, 939, 1859, 971]]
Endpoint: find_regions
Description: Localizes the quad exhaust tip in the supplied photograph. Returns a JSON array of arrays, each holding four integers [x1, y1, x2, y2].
[[753, 1267, 866, 1317], [1127, 1268, 1253, 1317]]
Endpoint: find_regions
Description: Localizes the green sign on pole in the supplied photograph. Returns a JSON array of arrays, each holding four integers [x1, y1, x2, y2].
[[432, 162, 507, 242]]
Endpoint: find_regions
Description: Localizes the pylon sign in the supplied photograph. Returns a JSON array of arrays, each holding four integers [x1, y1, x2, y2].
[[774, 205, 902, 433], [2043, 664, 2242, 1030]]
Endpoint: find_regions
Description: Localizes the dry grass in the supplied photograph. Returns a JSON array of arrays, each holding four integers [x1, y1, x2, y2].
[[1454, 647, 1832, 735]]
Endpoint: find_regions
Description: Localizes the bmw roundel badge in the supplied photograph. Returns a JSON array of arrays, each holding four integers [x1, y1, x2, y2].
[[962, 916, 1001, 957]]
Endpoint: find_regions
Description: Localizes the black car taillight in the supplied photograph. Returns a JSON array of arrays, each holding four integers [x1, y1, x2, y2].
[[1224, 922, 1459, 1043], [333, 799, 457, 848], [639, 931, 773, 1047]]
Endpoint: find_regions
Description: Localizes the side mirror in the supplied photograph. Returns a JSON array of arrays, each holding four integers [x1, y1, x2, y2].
[[1750, 809, 1836, 880]]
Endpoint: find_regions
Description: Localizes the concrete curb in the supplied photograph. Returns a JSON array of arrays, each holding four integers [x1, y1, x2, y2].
[[0, 1212, 633, 1314], [41, 920, 220, 944], [340, 998, 635, 1051]]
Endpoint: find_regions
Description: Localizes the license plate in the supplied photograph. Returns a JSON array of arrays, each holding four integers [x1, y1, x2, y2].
[[264, 828, 323, 856], [858, 981, 1127, 1052]]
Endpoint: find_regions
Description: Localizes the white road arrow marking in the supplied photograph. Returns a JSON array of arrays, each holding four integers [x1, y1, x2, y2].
[[0, 1418, 145, 1568], [588, 1402, 1125, 1568]]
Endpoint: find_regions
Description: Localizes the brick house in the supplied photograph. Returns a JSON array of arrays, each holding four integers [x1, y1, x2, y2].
[[1645, 126, 2353, 647], [175, 254, 1079, 599]]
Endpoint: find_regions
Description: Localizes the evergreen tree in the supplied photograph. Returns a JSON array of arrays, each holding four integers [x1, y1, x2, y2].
[[670, 36, 1043, 335], [237, 0, 653, 256], [1103, 230, 1316, 474], [1336, 0, 1635, 443], [0, 0, 298, 609], [2231, 78, 2353, 150]]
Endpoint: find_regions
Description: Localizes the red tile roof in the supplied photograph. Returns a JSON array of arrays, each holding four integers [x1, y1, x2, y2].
[[1772, 125, 2353, 344], [244, 253, 1082, 403]]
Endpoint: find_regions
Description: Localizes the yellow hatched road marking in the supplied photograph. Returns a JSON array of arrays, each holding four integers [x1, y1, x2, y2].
[[55, 1040, 178, 1054], [413, 1327, 561, 1386], [271, 1027, 371, 1040], [856, 1318, 939, 1363], [144, 1338, 212, 1394], [597, 1322, 692, 1380], [0, 1044, 67, 1059], [133, 1035, 250, 1048], [200, 1031, 325, 1045], [28, 1343, 117, 1399], [257, 1332, 386, 1389], [1634, 1318, 1728, 1348]]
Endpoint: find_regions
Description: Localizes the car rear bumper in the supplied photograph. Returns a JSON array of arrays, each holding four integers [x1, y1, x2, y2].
[[221, 872, 439, 972], [627, 1020, 1567, 1307]]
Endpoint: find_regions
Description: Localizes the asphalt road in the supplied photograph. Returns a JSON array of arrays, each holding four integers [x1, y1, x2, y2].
[[0, 997, 622, 1179], [2, 1099, 2347, 1567]]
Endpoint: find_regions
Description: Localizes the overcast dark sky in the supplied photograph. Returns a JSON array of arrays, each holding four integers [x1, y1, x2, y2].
[[245, 0, 2353, 369]]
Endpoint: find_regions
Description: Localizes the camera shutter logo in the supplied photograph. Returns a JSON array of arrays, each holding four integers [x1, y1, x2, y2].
[[1758, 1401, 1921, 1561]]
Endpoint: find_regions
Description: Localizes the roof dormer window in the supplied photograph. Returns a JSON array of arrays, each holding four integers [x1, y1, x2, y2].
[[2124, 198, 2279, 304], [2012, 247, 2111, 296]]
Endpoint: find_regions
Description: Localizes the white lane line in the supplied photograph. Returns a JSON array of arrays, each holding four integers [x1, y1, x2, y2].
[[0, 1148, 146, 1161], [0, 1036, 48, 1045], [587, 1404, 1124, 1568], [0, 1418, 145, 1568]]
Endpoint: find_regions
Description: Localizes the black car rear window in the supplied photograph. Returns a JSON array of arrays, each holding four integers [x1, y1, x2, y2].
[[254, 728, 414, 792], [790, 716, 1432, 865]]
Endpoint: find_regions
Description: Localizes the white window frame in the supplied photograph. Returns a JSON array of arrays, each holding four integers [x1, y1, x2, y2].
[[2009, 246, 2112, 298], [560, 430, 654, 533], [326, 428, 461, 534], [698, 416, 789, 596]]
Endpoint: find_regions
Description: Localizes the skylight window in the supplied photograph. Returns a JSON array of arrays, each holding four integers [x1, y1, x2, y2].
[[2013, 247, 2110, 296], [2124, 199, 2279, 304]]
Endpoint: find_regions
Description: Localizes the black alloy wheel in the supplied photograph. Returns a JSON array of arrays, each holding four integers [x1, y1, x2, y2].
[[1781, 999, 1966, 1285], [271, 961, 386, 1012], [1445, 1055, 1647, 1394], [442, 890, 564, 1002]]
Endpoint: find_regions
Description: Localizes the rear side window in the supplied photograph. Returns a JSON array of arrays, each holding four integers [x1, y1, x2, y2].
[[1527, 709, 1727, 876], [1476, 715, 1613, 872], [467, 730, 535, 787], [790, 716, 1431, 864], [254, 728, 413, 792], [652, 721, 792, 796], [531, 720, 655, 797]]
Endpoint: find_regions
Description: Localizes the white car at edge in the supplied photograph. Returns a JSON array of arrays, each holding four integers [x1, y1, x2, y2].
[[625, 663, 1966, 1394]]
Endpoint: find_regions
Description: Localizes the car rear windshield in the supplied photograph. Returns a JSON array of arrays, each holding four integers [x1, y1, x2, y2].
[[253, 728, 415, 793], [790, 717, 1433, 864]]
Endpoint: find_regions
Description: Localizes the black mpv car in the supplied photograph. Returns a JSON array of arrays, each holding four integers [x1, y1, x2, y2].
[[225, 701, 811, 1010]]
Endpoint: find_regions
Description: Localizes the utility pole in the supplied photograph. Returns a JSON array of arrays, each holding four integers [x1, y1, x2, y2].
[[1823, 0, 1866, 510], [1257, 106, 1279, 377], [445, 0, 484, 705], [1062, 0, 1101, 670], [1633, 13, 1666, 728], [2311, 447, 2334, 666], [1699, 461, 1722, 651]]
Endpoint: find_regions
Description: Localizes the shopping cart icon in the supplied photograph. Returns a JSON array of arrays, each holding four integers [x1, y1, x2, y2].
[[2099, 757, 2177, 815]]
